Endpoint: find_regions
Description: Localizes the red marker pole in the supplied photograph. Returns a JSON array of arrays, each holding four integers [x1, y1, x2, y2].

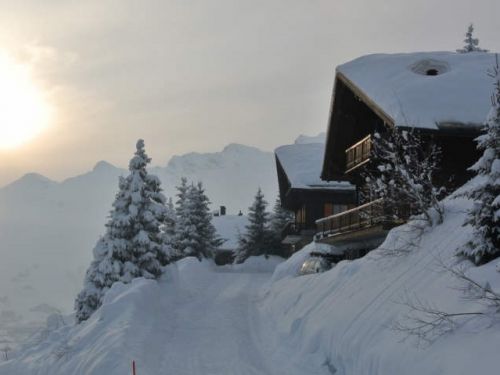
[[132, 360, 136, 375]]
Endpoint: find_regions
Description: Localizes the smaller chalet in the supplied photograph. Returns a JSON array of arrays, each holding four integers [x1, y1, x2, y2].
[[275, 141, 356, 253], [317, 51, 496, 256]]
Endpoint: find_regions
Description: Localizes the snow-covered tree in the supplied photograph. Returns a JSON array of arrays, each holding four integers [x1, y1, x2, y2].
[[161, 197, 177, 253], [457, 24, 488, 53], [187, 182, 223, 259], [173, 180, 222, 260], [363, 128, 444, 225], [460, 57, 500, 264], [235, 188, 273, 263], [75, 139, 171, 323], [171, 178, 190, 260], [268, 197, 294, 256]]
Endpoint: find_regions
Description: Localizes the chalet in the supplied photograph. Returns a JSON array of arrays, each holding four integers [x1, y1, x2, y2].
[[316, 51, 496, 256], [275, 141, 356, 253]]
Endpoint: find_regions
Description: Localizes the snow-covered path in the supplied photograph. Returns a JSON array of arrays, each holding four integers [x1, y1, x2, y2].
[[0, 258, 331, 375], [155, 270, 272, 375]]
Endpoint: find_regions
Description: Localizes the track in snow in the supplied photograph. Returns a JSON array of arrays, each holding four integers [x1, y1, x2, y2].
[[155, 271, 272, 375]]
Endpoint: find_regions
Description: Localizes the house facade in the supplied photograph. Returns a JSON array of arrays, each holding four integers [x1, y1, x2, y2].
[[275, 141, 356, 254], [316, 51, 496, 257]]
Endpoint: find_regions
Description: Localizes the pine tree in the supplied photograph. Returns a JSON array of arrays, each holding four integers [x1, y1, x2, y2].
[[457, 24, 488, 53], [173, 180, 222, 260], [162, 197, 177, 254], [187, 182, 223, 259], [460, 57, 500, 264], [172, 178, 191, 259], [235, 188, 273, 263], [268, 197, 294, 256], [75, 139, 170, 323]]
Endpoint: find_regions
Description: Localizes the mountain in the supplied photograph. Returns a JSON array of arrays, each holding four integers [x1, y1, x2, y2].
[[294, 132, 326, 144], [0, 140, 282, 347]]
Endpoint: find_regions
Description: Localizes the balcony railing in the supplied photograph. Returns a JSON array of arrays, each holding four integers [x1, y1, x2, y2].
[[315, 198, 410, 240], [345, 135, 372, 172]]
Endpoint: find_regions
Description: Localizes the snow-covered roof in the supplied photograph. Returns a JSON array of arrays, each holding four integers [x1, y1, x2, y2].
[[275, 143, 353, 190], [337, 52, 496, 130]]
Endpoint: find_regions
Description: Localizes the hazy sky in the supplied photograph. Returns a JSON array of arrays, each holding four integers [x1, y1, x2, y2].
[[0, 0, 499, 186]]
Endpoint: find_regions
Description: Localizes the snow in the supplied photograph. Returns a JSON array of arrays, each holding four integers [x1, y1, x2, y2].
[[0, 142, 278, 346], [212, 214, 249, 250], [338, 52, 496, 130], [275, 142, 354, 189], [3, 186, 499, 374], [270, 242, 336, 283]]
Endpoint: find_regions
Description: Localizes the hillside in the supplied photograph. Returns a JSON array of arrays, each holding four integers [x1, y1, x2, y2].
[[1, 189, 498, 374]]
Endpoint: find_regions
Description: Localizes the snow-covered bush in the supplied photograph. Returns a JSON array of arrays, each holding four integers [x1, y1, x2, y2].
[[460, 57, 500, 264], [75, 140, 172, 323], [363, 128, 444, 225]]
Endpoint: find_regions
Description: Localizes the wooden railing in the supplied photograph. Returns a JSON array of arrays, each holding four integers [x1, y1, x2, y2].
[[345, 135, 372, 172], [315, 199, 410, 240]]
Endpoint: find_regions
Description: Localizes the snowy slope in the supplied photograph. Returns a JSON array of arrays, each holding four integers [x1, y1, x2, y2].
[[260, 195, 500, 375], [2, 190, 499, 374]]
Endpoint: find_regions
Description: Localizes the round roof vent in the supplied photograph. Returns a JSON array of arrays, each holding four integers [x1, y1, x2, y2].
[[410, 59, 450, 76]]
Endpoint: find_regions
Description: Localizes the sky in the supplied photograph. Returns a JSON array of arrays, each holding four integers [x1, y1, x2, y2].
[[0, 0, 498, 186]]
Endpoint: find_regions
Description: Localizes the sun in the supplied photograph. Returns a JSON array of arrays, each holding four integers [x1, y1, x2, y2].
[[0, 51, 51, 150]]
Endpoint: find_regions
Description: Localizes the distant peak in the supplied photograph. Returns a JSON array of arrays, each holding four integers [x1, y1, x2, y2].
[[222, 143, 262, 153], [2, 172, 55, 190], [93, 160, 117, 172], [19, 172, 54, 184], [294, 133, 326, 144]]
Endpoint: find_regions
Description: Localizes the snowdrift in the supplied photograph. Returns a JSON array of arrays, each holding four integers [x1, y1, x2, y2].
[[2, 194, 499, 374], [260, 196, 500, 374]]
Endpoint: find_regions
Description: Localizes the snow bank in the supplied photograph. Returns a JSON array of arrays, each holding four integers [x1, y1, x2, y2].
[[270, 242, 335, 282], [219, 255, 284, 273], [261, 196, 500, 374]]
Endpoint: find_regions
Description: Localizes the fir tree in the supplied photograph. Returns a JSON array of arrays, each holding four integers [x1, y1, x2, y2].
[[75, 139, 170, 323], [173, 180, 222, 260], [235, 188, 273, 263], [162, 197, 177, 254], [268, 197, 294, 256], [460, 56, 500, 264], [172, 177, 191, 259], [457, 24, 488, 53], [187, 182, 223, 259]]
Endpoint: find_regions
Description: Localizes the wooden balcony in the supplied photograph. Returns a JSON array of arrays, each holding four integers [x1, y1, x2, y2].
[[345, 135, 372, 173], [315, 198, 410, 243]]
